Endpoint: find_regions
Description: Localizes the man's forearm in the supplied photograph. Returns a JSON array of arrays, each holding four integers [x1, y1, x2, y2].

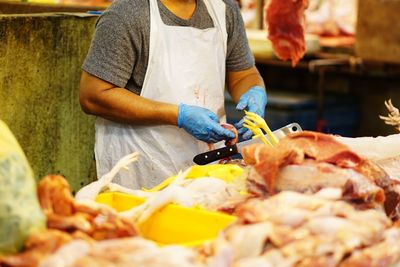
[[227, 67, 265, 103], [84, 87, 179, 125], [80, 72, 178, 126]]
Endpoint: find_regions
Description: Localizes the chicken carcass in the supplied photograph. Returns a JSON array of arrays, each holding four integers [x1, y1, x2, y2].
[[339, 227, 400, 267], [76, 151, 246, 224], [275, 162, 384, 203], [335, 133, 400, 219], [336, 134, 400, 182], [1, 175, 139, 267], [221, 123, 239, 146], [120, 168, 246, 224], [208, 123, 239, 151], [40, 237, 206, 267], [0, 230, 73, 267], [265, 0, 309, 66], [242, 131, 400, 218], [38, 175, 137, 240], [75, 152, 140, 202], [210, 190, 397, 267]]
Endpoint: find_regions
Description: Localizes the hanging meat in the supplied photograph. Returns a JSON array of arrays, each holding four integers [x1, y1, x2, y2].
[[265, 0, 309, 66]]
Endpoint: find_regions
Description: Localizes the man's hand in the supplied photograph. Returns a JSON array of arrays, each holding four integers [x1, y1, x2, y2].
[[234, 86, 268, 140], [177, 104, 236, 143]]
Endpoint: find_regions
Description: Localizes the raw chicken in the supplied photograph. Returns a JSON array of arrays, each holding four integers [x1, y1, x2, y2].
[[242, 131, 400, 218], [39, 237, 205, 267], [221, 123, 239, 146], [208, 123, 239, 151], [75, 152, 140, 202], [0, 175, 140, 267], [0, 230, 73, 267], [39, 240, 91, 267], [275, 162, 385, 203], [336, 134, 400, 181], [76, 152, 246, 224], [242, 131, 373, 193], [334, 134, 400, 219], [120, 169, 246, 224], [265, 0, 309, 66], [37, 175, 137, 241], [340, 227, 400, 267], [210, 190, 398, 267], [335, 134, 400, 163]]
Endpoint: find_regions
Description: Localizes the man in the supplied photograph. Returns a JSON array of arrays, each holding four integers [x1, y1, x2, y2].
[[80, 0, 267, 189]]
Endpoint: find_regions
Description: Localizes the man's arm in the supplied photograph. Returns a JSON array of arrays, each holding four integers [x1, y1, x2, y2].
[[79, 71, 179, 126], [80, 71, 235, 143], [226, 66, 265, 103], [227, 66, 267, 140]]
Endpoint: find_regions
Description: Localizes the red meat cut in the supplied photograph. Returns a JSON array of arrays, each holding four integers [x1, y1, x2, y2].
[[265, 0, 309, 66]]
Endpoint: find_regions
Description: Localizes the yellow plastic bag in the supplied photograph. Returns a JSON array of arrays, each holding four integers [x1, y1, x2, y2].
[[0, 120, 45, 255]]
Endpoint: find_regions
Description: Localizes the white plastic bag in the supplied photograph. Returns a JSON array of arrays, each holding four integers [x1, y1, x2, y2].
[[0, 120, 45, 255]]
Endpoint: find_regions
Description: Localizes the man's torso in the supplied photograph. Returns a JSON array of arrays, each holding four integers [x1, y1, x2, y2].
[[83, 0, 254, 94]]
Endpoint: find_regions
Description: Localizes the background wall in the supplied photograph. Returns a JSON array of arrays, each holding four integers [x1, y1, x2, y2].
[[0, 0, 104, 14], [0, 14, 97, 192]]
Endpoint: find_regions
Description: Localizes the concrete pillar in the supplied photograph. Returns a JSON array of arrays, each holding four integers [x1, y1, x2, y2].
[[0, 14, 97, 192]]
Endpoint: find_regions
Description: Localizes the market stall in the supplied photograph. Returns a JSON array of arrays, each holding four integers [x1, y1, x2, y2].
[[1, 0, 400, 266], [1, 108, 400, 266]]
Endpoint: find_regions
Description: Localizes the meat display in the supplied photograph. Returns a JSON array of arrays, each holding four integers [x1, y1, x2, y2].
[[242, 131, 400, 218], [40, 238, 204, 267], [340, 227, 400, 267], [38, 175, 137, 240], [212, 190, 400, 267], [3, 126, 400, 266], [0, 230, 74, 267], [120, 168, 247, 224], [0, 175, 138, 267], [242, 131, 375, 192], [274, 163, 385, 202], [265, 0, 309, 66]]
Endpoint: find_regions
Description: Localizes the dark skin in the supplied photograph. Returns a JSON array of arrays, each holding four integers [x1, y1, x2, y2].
[[79, 0, 265, 127]]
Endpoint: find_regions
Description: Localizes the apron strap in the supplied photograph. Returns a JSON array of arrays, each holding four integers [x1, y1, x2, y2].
[[202, 0, 227, 55], [143, 0, 161, 97]]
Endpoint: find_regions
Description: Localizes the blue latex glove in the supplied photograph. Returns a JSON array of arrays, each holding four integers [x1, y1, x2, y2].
[[177, 104, 236, 143], [234, 86, 268, 140]]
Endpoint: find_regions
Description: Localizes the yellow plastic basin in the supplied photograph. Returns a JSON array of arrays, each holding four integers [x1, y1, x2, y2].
[[96, 192, 237, 246]]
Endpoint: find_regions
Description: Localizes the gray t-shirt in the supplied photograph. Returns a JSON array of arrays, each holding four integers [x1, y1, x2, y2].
[[83, 0, 255, 95]]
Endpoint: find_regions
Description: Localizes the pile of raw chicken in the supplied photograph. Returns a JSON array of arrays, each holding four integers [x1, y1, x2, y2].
[[1, 100, 399, 267]]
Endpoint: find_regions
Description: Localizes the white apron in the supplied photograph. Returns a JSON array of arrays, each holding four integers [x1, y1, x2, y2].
[[95, 0, 227, 189]]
